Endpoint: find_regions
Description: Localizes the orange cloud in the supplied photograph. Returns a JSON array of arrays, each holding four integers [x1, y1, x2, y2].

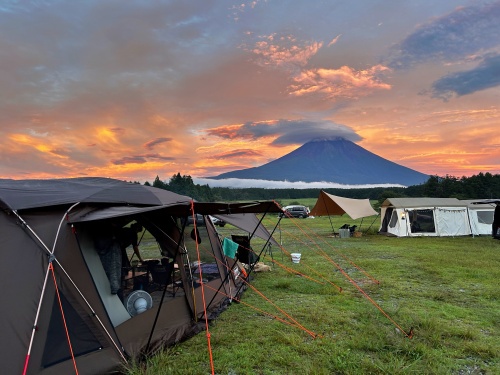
[[96, 127, 122, 144], [251, 34, 323, 68], [289, 65, 391, 99], [9, 134, 68, 159]]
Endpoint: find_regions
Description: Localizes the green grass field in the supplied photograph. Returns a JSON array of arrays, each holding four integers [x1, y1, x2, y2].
[[126, 207, 500, 375]]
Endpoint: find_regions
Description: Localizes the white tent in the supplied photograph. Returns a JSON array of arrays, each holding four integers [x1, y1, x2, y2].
[[379, 197, 500, 237], [379, 198, 472, 237], [464, 200, 496, 236]]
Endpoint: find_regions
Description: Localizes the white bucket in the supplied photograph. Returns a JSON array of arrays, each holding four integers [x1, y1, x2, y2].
[[291, 253, 302, 264]]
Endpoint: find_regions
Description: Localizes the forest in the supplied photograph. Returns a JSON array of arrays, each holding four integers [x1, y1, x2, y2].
[[135, 172, 500, 204]]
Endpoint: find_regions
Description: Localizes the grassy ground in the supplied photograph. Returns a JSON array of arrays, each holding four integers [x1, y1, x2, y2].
[[126, 210, 500, 375]]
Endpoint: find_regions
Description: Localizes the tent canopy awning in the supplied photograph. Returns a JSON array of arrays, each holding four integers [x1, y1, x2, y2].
[[310, 191, 377, 220], [214, 213, 279, 247]]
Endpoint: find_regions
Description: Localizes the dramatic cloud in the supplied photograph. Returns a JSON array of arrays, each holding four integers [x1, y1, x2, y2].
[[388, 2, 500, 69], [430, 54, 500, 99], [246, 33, 391, 101], [205, 119, 362, 145], [288, 65, 391, 99], [0, 1, 498, 182]]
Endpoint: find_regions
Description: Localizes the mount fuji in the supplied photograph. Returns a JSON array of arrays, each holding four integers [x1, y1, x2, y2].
[[210, 138, 429, 186]]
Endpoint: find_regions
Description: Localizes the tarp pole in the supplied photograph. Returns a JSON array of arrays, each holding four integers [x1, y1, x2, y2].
[[364, 213, 380, 233], [320, 191, 336, 234]]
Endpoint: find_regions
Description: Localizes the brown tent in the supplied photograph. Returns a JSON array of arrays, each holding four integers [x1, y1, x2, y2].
[[0, 177, 281, 374], [310, 190, 377, 219]]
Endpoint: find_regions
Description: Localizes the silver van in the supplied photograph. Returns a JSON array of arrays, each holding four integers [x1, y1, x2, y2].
[[280, 205, 309, 218]]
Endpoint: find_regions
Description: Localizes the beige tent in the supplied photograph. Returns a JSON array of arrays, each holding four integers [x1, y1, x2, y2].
[[310, 191, 377, 219]]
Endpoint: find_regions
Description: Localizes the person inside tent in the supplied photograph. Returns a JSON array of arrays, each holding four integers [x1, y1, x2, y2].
[[94, 222, 124, 301], [117, 222, 145, 268], [493, 202, 500, 240]]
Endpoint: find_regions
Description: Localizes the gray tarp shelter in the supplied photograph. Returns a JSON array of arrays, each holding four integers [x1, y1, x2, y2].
[[0, 177, 281, 375], [214, 213, 280, 247]]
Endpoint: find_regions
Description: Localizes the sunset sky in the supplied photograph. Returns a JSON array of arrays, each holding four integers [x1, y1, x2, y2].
[[1, 0, 499, 187]]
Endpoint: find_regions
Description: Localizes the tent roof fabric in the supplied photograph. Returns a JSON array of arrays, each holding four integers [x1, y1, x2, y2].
[[381, 197, 464, 208], [460, 199, 500, 210], [194, 201, 282, 215], [467, 199, 500, 205], [310, 191, 377, 220], [0, 178, 282, 216], [0, 177, 192, 210]]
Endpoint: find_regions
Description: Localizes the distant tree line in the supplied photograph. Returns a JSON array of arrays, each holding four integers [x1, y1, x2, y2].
[[143, 172, 500, 204]]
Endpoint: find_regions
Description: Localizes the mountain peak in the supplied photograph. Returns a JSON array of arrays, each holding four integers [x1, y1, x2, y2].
[[211, 139, 429, 186]]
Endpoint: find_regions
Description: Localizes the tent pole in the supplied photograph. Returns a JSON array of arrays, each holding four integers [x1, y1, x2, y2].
[[144, 214, 189, 355], [205, 210, 273, 309], [205, 203, 280, 309], [12, 205, 128, 363], [129, 227, 147, 263], [248, 201, 274, 241], [232, 214, 282, 298], [264, 217, 283, 265], [465, 207, 475, 238], [23, 263, 52, 375], [364, 213, 380, 233]]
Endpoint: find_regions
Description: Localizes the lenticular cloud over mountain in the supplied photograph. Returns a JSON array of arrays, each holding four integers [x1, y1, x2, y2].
[[194, 177, 405, 189]]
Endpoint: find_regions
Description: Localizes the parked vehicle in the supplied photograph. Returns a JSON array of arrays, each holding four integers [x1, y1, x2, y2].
[[182, 214, 205, 226], [182, 214, 226, 227], [210, 215, 226, 227], [279, 205, 310, 218]]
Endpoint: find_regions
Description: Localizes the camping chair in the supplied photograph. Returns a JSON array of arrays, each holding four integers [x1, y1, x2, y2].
[[231, 234, 258, 265], [147, 258, 177, 296], [349, 225, 357, 236]]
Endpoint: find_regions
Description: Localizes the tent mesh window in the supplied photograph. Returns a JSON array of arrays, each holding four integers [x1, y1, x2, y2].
[[389, 210, 398, 228], [42, 292, 102, 368], [408, 209, 435, 233], [477, 210, 494, 224]]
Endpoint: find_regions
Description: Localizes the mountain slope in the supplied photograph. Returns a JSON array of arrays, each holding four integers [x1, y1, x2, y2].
[[211, 138, 429, 186]]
